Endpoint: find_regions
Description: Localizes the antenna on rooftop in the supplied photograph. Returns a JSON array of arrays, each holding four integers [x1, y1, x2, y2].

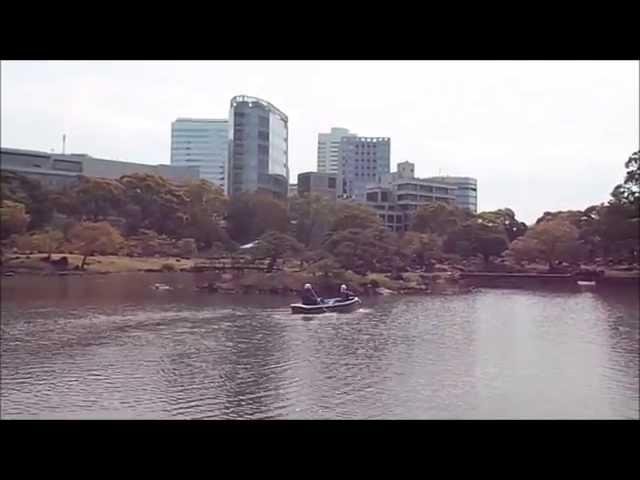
[[62, 134, 66, 154]]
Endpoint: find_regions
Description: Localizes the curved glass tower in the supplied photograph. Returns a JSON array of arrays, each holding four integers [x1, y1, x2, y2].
[[228, 95, 289, 200]]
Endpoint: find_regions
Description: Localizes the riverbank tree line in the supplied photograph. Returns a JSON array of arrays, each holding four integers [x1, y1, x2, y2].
[[1, 151, 638, 273]]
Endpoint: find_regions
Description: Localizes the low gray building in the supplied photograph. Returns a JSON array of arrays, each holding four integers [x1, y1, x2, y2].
[[0, 147, 199, 189], [361, 161, 459, 232], [297, 172, 338, 201], [424, 175, 478, 213]]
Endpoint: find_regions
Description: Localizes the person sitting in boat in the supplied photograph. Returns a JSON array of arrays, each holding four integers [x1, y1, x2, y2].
[[301, 283, 322, 305], [340, 284, 355, 300]]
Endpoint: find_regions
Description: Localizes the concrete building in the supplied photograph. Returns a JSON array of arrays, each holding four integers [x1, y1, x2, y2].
[[317, 127, 357, 174], [338, 136, 390, 199], [425, 176, 478, 213], [288, 184, 298, 197], [170, 118, 229, 192], [0, 147, 199, 189], [297, 172, 338, 201], [362, 161, 458, 232], [228, 95, 289, 200]]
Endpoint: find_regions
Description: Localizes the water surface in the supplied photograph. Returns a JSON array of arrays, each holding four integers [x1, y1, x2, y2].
[[1, 273, 638, 419]]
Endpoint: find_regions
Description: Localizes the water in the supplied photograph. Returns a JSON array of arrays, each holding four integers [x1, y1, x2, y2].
[[1, 273, 638, 419]]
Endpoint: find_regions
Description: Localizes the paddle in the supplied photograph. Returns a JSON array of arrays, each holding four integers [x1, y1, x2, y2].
[[310, 286, 329, 313]]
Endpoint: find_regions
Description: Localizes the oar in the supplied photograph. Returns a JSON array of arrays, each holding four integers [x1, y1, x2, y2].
[[311, 287, 329, 313]]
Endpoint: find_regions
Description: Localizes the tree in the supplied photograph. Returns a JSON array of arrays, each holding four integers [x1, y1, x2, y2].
[[289, 194, 336, 248], [118, 174, 190, 237], [324, 226, 400, 274], [30, 228, 65, 259], [611, 150, 639, 206], [535, 210, 583, 228], [410, 202, 469, 237], [1, 200, 30, 239], [0, 171, 53, 230], [68, 176, 126, 222], [477, 208, 527, 242], [399, 232, 441, 270], [508, 219, 582, 270], [250, 230, 304, 272], [331, 202, 382, 232], [443, 220, 509, 264], [68, 222, 124, 269], [226, 192, 288, 244], [177, 238, 197, 257]]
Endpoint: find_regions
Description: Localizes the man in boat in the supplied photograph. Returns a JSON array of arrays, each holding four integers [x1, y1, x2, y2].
[[340, 284, 355, 301], [301, 283, 323, 305]]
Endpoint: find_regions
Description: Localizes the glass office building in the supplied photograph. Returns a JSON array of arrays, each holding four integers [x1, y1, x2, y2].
[[228, 95, 289, 200]]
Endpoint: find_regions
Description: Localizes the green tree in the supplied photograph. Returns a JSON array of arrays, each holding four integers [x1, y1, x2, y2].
[[289, 194, 336, 247], [70, 176, 126, 222], [611, 150, 639, 206], [331, 202, 382, 232], [177, 238, 198, 257], [1, 200, 30, 239], [0, 171, 53, 230], [30, 228, 65, 259], [250, 230, 304, 272], [118, 174, 189, 237], [477, 208, 528, 242], [399, 232, 441, 270], [324, 226, 400, 274], [410, 202, 469, 237], [443, 220, 509, 264], [69, 221, 124, 269], [508, 219, 582, 270], [226, 192, 288, 244]]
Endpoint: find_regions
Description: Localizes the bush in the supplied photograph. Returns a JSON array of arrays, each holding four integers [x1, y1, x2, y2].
[[161, 262, 177, 272], [177, 238, 197, 257]]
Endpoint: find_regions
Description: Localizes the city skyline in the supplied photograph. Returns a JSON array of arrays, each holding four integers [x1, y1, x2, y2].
[[1, 60, 638, 223]]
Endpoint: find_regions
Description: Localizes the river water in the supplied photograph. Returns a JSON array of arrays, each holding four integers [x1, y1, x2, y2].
[[1, 273, 638, 419]]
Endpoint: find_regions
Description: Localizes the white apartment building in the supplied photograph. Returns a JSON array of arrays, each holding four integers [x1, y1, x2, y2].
[[317, 127, 356, 174], [170, 118, 229, 192]]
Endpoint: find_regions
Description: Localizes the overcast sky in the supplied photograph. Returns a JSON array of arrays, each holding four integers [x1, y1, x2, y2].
[[1, 60, 637, 223]]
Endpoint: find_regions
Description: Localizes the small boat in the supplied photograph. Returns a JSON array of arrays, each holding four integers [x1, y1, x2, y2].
[[152, 283, 172, 290], [576, 280, 596, 287], [290, 297, 361, 315]]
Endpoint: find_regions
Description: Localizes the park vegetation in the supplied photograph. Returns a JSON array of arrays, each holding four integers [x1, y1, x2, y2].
[[1, 151, 638, 275]]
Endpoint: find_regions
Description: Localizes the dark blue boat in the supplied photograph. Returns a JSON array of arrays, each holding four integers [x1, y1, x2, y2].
[[290, 297, 361, 314]]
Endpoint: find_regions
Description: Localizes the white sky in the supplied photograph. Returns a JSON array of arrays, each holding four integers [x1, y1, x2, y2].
[[1, 60, 638, 224]]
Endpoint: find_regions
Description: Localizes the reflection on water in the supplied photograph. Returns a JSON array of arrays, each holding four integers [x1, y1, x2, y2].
[[1, 273, 638, 419]]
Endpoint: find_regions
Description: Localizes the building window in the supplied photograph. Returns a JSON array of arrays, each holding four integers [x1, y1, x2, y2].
[[328, 177, 336, 189]]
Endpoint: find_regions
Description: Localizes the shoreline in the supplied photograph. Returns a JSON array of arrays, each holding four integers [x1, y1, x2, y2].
[[2, 253, 638, 295]]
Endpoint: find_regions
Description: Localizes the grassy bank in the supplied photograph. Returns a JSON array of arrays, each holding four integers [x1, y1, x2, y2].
[[1, 254, 196, 275]]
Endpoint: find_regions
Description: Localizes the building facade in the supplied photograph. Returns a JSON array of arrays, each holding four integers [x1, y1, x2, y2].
[[228, 95, 289, 200], [170, 118, 229, 192], [317, 127, 356, 174], [1, 147, 199, 189], [338, 136, 390, 199], [425, 176, 478, 213], [362, 161, 458, 231], [297, 172, 338, 201]]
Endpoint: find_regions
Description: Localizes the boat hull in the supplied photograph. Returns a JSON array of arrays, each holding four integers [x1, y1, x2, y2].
[[290, 297, 361, 315]]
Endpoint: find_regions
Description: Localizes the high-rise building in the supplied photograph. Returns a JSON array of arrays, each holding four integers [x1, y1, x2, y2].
[[228, 95, 289, 200], [317, 127, 356, 173], [338, 136, 390, 199], [425, 176, 478, 213], [170, 118, 229, 192]]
